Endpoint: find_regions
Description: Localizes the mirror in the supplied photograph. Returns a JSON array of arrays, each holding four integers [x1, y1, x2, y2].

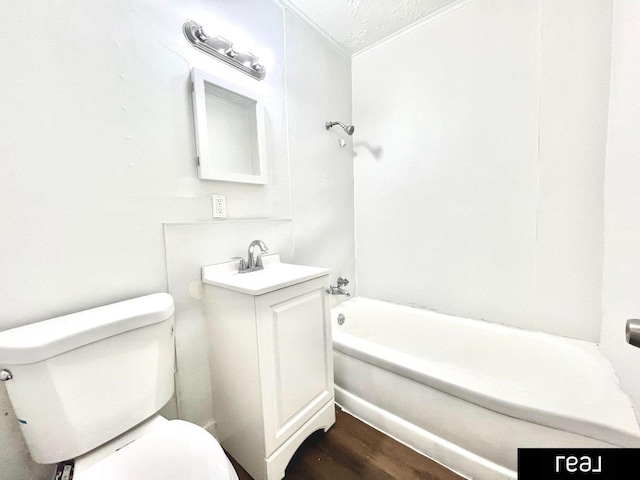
[[191, 68, 268, 184]]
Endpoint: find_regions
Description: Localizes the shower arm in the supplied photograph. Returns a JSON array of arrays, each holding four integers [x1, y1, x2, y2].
[[325, 121, 355, 135]]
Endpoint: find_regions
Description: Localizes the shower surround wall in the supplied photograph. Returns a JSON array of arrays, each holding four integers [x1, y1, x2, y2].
[[352, 0, 612, 342], [285, 13, 355, 284], [0, 0, 354, 478], [601, 0, 640, 416]]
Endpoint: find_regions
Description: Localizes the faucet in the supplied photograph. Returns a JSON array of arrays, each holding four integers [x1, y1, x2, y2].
[[327, 277, 350, 296], [233, 240, 269, 274], [247, 239, 269, 269]]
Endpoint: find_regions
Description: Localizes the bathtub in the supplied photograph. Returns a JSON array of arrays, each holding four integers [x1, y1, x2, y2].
[[331, 297, 640, 479]]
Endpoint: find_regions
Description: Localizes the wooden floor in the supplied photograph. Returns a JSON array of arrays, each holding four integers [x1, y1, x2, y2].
[[227, 406, 464, 480]]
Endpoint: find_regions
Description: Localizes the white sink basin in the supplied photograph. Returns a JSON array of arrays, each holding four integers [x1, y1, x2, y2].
[[201, 255, 330, 295]]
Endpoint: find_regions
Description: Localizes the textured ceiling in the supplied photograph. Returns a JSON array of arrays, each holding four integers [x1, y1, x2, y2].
[[282, 0, 463, 56]]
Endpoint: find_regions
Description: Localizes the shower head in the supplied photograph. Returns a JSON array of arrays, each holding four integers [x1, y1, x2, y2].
[[326, 121, 355, 136]]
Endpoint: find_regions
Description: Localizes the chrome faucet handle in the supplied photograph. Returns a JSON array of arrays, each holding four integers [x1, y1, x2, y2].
[[231, 257, 247, 272], [327, 277, 351, 296]]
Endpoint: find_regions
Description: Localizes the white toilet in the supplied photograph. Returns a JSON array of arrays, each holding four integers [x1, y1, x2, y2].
[[0, 293, 238, 480]]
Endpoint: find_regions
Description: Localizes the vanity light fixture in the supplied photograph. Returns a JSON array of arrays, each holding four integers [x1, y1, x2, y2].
[[183, 20, 266, 81]]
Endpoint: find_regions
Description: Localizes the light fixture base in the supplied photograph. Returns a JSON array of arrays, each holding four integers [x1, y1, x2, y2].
[[183, 21, 266, 81]]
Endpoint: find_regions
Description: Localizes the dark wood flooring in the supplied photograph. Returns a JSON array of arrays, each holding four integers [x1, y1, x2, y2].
[[226, 405, 464, 480]]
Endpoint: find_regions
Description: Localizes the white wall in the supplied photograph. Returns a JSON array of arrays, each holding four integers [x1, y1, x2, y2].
[[0, 0, 354, 477], [285, 11, 356, 300], [352, 0, 612, 341], [535, 0, 611, 341], [601, 0, 640, 414], [0, 0, 292, 331]]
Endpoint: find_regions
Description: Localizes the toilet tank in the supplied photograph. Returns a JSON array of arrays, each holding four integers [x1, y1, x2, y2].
[[0, 293, 175, 464]]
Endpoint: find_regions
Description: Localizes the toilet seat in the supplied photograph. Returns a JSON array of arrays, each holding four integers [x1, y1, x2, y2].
[[76, 419, 239, 480]]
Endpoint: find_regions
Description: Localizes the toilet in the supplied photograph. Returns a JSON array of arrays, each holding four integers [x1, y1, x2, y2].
[[0, 293, 238, 480]]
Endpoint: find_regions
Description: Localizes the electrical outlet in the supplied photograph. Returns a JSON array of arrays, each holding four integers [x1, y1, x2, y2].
[[212, 195, 227, 218]]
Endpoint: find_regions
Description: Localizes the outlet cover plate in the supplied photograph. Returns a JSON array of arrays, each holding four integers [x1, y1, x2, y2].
[[212, 195, 227, 218]]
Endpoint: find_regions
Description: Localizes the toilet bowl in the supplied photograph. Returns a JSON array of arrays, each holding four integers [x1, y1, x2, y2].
[[0, 293, 238, 480]]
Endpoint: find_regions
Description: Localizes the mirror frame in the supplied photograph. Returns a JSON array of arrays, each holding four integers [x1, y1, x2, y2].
[[191, 68, 268, 184]]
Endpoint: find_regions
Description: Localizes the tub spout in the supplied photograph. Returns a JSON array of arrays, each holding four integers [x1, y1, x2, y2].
[[329, 287, 350, 296]]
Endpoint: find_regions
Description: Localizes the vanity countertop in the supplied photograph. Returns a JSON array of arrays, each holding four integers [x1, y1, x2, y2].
[[201, 255, 330, 295]]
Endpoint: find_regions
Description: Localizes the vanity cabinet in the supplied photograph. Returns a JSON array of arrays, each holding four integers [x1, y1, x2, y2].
[[202, 263, 335, 480]]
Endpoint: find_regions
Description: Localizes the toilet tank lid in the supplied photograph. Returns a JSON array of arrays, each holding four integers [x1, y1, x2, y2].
[[0, 293, 175, 365]]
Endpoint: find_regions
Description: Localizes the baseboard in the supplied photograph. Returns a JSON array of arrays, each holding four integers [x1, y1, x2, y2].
[[335, 386, 515, 480]]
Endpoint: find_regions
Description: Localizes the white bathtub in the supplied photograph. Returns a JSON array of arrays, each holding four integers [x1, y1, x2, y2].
[[332, 297, 640, 479]]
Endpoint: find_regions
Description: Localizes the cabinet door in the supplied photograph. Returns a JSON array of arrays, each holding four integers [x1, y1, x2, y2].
[[255, 276, 334, 456]]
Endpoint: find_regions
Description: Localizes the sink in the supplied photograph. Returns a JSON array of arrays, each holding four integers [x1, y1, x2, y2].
[[201, 254, 330, 295]]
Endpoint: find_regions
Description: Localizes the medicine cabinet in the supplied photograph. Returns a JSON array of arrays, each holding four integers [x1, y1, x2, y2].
[[191, 68, 268, 184]]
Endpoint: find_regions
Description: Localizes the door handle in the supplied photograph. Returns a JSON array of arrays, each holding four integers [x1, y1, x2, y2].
[[626, 319, 640, 348]]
